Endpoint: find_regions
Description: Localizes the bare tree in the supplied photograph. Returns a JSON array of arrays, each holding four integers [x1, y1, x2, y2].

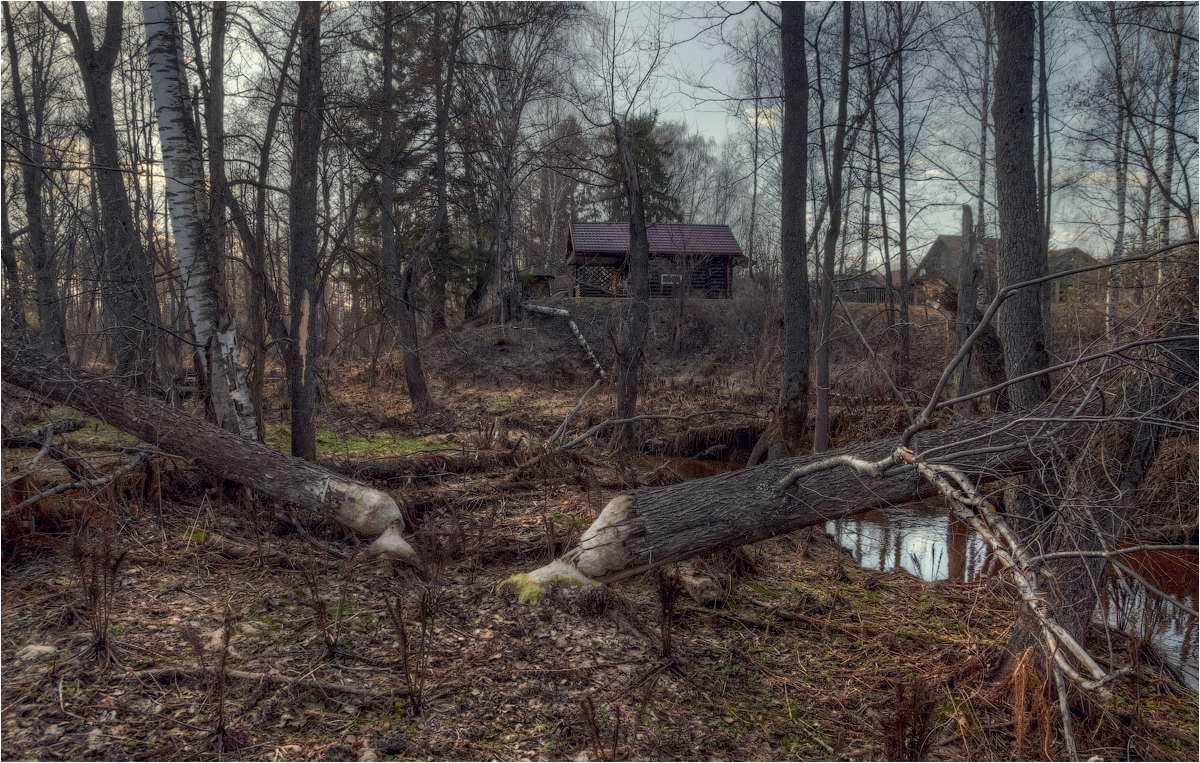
[[39, 1, 161, 385], [813, 3, 852, 453], [748, 2, 808, 463], [142, 0, 258, 439], [4, 1, 66, 355], [993, 1, 1049, 410], [284, 1, 324, 460]]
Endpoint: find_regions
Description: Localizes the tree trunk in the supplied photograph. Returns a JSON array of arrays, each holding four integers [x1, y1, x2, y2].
[[4, 2, 65, 355], [143, 0, 259, 440], [814, 4, 852, 454], [894, 4, 912, 395], [285, 2, 324, 460], [528, 409, 1097, 584], [1, 342, 415, 559], [750, 2, 809, 463], [389, 3, 463, 414], [954, 205, 980, 420], [1, 197, 26, 332], [992, 1, 1049, 410], [612, 118, 651, 453], [41, 1, 161, 385], [1158, 1, 1184, 250]]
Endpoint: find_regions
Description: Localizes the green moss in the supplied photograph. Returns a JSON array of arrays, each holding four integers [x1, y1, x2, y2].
[[499, 570, 592, 604], [263, 422, 450, 460], [749, 582, 781, 600]]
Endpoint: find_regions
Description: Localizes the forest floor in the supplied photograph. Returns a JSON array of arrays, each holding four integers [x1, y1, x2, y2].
[[2, 300, 1197, 761]]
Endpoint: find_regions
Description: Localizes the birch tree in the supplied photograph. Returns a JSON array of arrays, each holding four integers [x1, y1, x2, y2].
[[142, 0, 259, 440]]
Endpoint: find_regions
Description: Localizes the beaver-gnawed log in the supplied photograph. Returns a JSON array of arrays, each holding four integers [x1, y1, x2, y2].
[[509, 410, 1095, 595], [1, 342, 416, 559]]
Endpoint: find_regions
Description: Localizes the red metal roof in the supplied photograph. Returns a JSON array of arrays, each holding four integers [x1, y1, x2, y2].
[[569, 223, 744, 259]]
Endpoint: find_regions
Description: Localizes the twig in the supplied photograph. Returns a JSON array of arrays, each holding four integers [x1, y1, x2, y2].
[[776, 451, 901, 495], [5, 452, 150, 517], [27, 420, 85, 469], [549, 377, 604, 448], [130, 666, 387, 697], [901, 238, 1198, 448], [517, 408, 753, 473], [524, 303, 606, 378], [895, 448, 1132, 695], [277, 509, 351, 560], [1053, 667, 1079, 762]]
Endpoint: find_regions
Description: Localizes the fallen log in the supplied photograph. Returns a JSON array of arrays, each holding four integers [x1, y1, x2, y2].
[[1, 343, 415, 559], [507, 409, 1094, 595]]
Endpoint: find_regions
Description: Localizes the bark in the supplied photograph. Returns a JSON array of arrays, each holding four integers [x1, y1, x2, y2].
[[992, 2, 1049, 410], [750, 2, 809, 463], [612, 117, 651, 453], [390, 3, 463, 413], [526, 409, 1096, 585], [1, 198, 25, 331], [143, 0, 259, 440], [286, 2, 324, 460], [4, 2, 65, 354], [39, 1, 160, 385], [893, 3, 912, 394], [814, 4, 852, 454], [954, 205, 980, 420], [1, 342, 415, 559], [1158, 1, 1184, 250]]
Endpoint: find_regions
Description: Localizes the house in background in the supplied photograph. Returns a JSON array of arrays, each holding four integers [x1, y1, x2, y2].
[[912, 234, 1001, 303], [914, 235, 1096, 305], [1047, 247, 1100, 302], [565, 223, 747, 299]]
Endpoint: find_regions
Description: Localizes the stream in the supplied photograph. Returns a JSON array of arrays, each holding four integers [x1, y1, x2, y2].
[[827, 500, 1199, 689], [635, 456, 1199, 688]]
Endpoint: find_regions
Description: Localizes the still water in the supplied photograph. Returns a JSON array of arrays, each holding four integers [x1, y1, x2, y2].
[[826, 500, 1199, 689], [631, 455, 1197, 686]]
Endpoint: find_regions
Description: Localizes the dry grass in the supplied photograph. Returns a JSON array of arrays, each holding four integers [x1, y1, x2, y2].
[[3, 294, 1195, 761]]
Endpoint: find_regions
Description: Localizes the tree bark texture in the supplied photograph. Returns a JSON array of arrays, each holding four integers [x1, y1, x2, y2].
[[553, 410, 1095, 584], [143, 0, 259, 441], [992, 2, 1049, 410], [955, 205, 980, 420], [1, 342, 415, 558], [754, 2, 809, 463], [612, 118, 651, 453], [814, 4, 852, 454], [286, 2, 324, 460]]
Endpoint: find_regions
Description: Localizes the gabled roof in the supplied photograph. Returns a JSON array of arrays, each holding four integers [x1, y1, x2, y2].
[[567, 223, 746, 265], [913, 234, 1000, 283]]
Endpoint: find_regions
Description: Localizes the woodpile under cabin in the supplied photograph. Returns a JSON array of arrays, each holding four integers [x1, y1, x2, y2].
[[566, 223, 746, 299]]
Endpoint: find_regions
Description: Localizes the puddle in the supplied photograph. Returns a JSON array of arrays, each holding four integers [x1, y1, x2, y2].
[[825, 500, 990, 583], [826, 499, 1198, 688], [632, 454, 1198, 686]]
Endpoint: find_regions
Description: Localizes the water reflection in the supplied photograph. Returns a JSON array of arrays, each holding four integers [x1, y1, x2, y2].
[[827, 501, 1198, 688], [1102, 549, 1199, 689], [825, 500, 989, 583]]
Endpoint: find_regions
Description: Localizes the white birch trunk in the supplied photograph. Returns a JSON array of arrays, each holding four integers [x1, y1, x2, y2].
[[143, 1, 258, 440]]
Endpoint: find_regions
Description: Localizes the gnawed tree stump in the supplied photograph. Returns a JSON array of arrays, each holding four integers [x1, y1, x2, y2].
[[1, 343, 415, 559], [512, 411, 1093, 595]]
